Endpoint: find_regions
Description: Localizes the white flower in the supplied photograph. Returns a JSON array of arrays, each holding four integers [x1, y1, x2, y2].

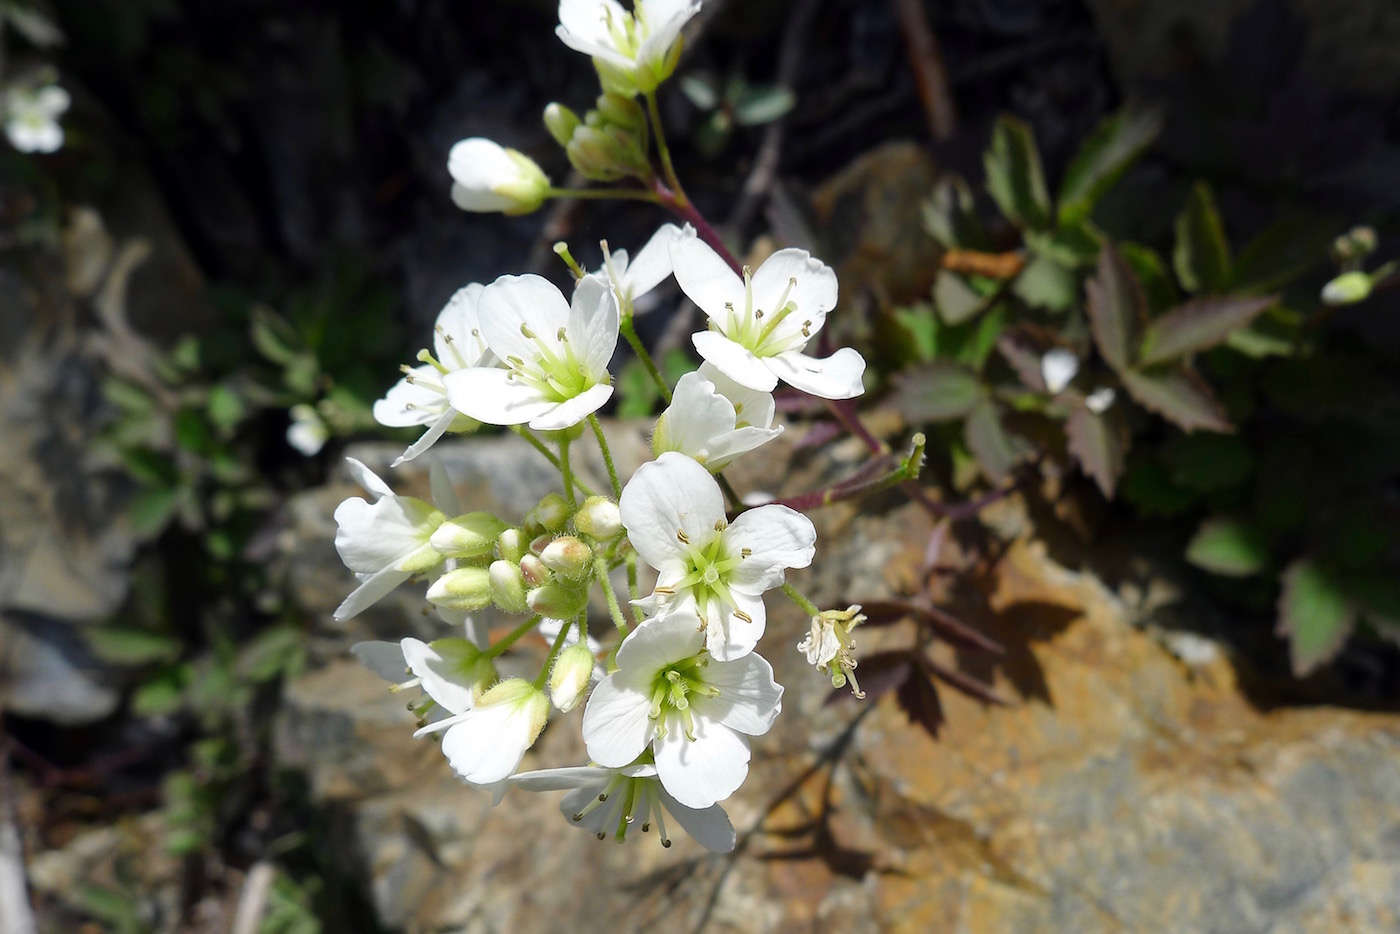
[[596, 223, 695, 315], [286, 403, 328, 457], [332, 458, 447, 620], [1040, 348, 1079, 394], [373, 284, 493, 466], [443, 273, 619, 431], [5, 84, 69, 153], [511, 762, 736, 852], [429, 677, 551, 785], [798, 605, 865, 697], [581, 612, 782, 808], [652, 362, 783, 471], [671, 239, 866, 399], [447, 138, 551, 215], [352, 623, 497, 729], [619, 452, 815, 660], [556, 0, 700, 93], [1084, 386, 1116, 414]]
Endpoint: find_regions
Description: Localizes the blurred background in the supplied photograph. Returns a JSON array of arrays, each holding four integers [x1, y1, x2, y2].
[[3, 0, 1400, 930]]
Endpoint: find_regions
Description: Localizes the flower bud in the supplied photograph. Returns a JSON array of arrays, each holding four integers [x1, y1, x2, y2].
[[575, 496, 622, 540], [567, 125, 629, 182], [527, 493, 572, 533], [497, 527, 527, 564], [549, 643, 597, 712], [596, 92, 645, 131], [447, 138, 551, 216], [430, 511, 507, 558], [489, 559, 529, 613], [543, 102, 581, 147], [520, 554, 549, 587], [426, 566, 493, 611], [1321, 270, 1373, 306], [527, 582, 589, 619], [594, 59, 639, 98], [477, 677, 550, 745], [540, 536, 593, 580]]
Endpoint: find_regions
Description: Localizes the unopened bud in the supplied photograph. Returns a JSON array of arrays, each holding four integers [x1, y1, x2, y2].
[[596, 92, 645, 131], [540, 536, 593, 579], [1332, 226, 1377, 264], [1321, 270, 1373, 306], [549, 643, 596, 712], [575, 496, 622, 540], [489, 560, 529, 613], [566, 126, 629, 182], [430, 512, 507, 558], [497, 528, 527, 564], [543, 102, 581, 148], [426, 566, 493, 611], [527, 582, 589, 619], [520, 554, 549, 587], [527, 493, 572, 533]]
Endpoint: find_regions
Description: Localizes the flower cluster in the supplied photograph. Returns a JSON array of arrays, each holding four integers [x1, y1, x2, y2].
[[335, 0, 875, 855]]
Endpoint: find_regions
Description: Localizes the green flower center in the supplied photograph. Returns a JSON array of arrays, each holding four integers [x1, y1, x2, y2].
[[646, 657, 720, 741], [503, 323, 604, 403], [718, 266, 811, 358]]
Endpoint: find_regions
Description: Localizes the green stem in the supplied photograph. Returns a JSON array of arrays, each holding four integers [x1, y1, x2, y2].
[[588, 414, 623, 500], [512, 426, 596, 497], [533, 618, 575, 689], [715, 472, 743, 512], [595, 554, 630, 637], [626, 552, 640, 603], [619, 315, 671, 402], [775, 433, 928, 512], [560, 436, 576, 504], [781, 582, 821, 617], [644, 91, 684, 202], [548, 186, 660, 203], [485, 615, 543, 659]]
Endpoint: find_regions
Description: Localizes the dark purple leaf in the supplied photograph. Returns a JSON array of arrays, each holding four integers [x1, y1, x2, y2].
[[1138, 295, 1277, 366], [891, 362, 983, 423], [1085, 244, 1146, 371], [964, 399, 1018, 483], [1065, 403, 1129, 497], [1121, 366, 1232, 433]]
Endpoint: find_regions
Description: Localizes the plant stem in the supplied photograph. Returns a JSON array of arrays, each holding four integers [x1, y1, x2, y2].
[[559, 435, 576, 504], [645, 91, 683, 199], [626, 552, 640, 602], [715, 472, 744, 512], [587, 414, 623, 500], [533, 618, 574, 689], [548, 186, 660, 203], [651, 176, 734, 269], [775, 433, 927, 511], [486, 615, 543, 659], [619, 314, 672, 402], [595, 554, 630, 636], [781, 582, 821, 617]]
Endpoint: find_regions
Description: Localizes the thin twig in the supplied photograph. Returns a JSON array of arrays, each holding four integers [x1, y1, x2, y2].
[[230, 862, 277, 934], [889, 0, 958, 139]]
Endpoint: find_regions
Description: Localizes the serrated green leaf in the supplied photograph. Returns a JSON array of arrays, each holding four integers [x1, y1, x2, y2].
[[984, 116, 1051, 230], [1277, 559, 1355, 676], [1085, 244, 1146, 371], [1065, 403, 1128, 497], [933, 270, 987, 325], [88, 626, 182, 665], [891, 362, 983, 422], [1186, 517, 1270, 577], [1138, 295, 1276, 365], [893, 303, 939, 361], [952, 301, 1008, 369], [1057, 108, 1162, 226], [1011, 254, 1078, 312], [1024, 222, 1100, 268], [1121, 366, 1231, 433], [1173, 181, 1232, 293], [964, 399, 1017, 483]]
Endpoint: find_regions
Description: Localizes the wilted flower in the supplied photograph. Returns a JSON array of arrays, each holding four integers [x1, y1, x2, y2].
[[798, 605, 865, 697]]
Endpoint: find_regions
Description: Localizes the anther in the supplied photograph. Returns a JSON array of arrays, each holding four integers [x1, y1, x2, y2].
[[641, 822, 650, 832], [597, 832, 606, 840], [802, 320, 812, 337], [734, 609, 753, 623], [399, 364, 413, 375], [520, 323, 536, 339], [754, 309, 764, 319], [741, 547, 752, 558], [676, 530, 690, 544], [557, 327, 568, 342], [653, 586, 676, 595], [713, 519, 727, 531]]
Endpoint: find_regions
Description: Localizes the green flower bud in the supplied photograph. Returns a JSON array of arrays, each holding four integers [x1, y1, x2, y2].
[[596, 92, 645, 131], [430, 511, 508, 558], [489, 559, 529, 614], [575, 496, 622, 541], [397, 541, 447, 577], [540, 536, 593, 580], [497, 528, 527, 564], [594, 59, 640, 98], [1321, 270, 1373, 307], [426, 566, 493, 611], [549, 643, 597, 713], [527, 582, 589, 619], [520, 554, 549, 587], [527, 493, 572, 533], [543, 102, 581, 147], [566, 126, 630, 182]]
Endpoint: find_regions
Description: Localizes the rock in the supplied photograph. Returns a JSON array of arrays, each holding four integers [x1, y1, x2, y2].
[[0, 615, 119, 725], [274, 425, 1400, 932]]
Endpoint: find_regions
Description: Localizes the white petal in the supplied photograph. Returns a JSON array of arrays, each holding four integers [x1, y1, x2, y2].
[[351, 641, 408, 683], [658, 788, 736, 853], [451, 182, 515, 214], [333, 566, 411, 620], [568, 273, 620, 374], [443, 367, 556, 426], [616, 613, 706, 675], [619, 452, 727, 570], [724, 505, 816, 592], [333, 495, 435, 573], [512, 765, 607, 793], [462, 615, 492, 648], [637, 1, 699, 63], [35, 86, 71, 117], [691, 652, 783, 736], [654, 719, 750, 809], [558, 0, 628, 46], [658, 372, 738, 460], [765, 348, 866, 399], [581, 674, 656, 767], [671, 237, 746, 323], [1041, 348, 1079, 395], [702, 425, 784, 471], [434, 284, 492, 369], [392, 408, 458, 467], [373, 370, 447, 428], [448, 138, 516, 190], [626, 223, 693, 299], [342, 457, 394, 500], [527, 383, 613, 431], [750, 249, 838, 344], [477, 274, 573, 365], [706, 591, 766, 661], [401, 638, 475, 715], [427, 457, 461, 515], [439, 706, 533, 784], [692, 331, 778, 392], [699, 361, 775, 428]]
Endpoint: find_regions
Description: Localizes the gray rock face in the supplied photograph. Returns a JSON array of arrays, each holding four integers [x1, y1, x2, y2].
[[274, 431, 1400, 933]]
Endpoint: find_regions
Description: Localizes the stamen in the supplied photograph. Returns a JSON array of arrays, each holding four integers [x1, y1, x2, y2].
[[676, 530, 690, 544], [557, 327, 568, 342], [741, 547, 752, 558], [520, 324, 536, 339], [802, 320, 812, 338], [713, 519, 728, 531], [653, 586, 676, 596], [400, 364, 413, 375], [734, 609, 753, 623]]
